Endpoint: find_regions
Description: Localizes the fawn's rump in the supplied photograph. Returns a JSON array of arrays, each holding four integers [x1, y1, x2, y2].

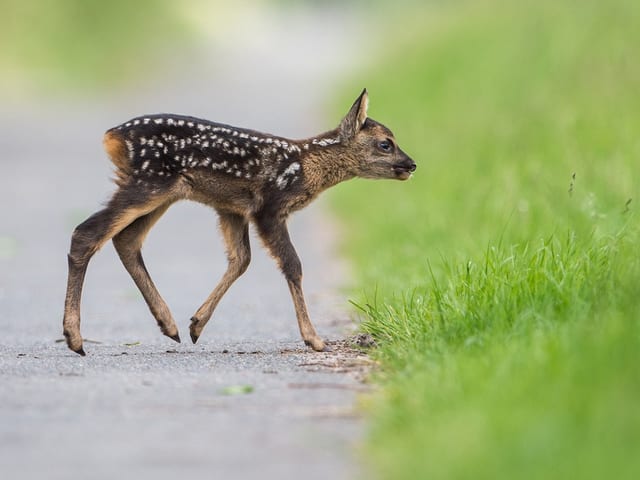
[[103, 130, 135, 188], [103, 130, 131, 174]]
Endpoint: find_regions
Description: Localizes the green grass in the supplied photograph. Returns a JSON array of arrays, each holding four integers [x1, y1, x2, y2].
[[356, 232, 640, 479], [330, 0, 640, 478]]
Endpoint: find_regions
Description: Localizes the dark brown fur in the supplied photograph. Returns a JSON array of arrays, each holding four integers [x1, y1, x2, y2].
[[62, 89, 416, 355]]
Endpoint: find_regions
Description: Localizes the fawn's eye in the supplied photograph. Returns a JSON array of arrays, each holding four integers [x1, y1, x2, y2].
[[378, 140, 393, 152]]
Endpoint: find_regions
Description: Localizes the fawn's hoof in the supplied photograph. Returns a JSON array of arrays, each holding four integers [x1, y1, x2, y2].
[[304, 337, 328, 352], [167, 332, 181, 343], [64, 330, 85, 356], [189, 317, 202, 344]]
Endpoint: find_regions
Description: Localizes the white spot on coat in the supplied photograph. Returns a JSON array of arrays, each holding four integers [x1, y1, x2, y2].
[[283, 162, 300, 175], [312, 137, 340, 147], [125, 140, 134, 160], [275, 162, 301, 190]]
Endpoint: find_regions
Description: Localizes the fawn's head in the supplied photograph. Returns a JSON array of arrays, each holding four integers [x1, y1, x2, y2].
[[338, 89, 416, 181]]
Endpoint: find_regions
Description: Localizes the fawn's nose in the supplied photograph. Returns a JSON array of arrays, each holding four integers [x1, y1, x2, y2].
[[400, 157, 416, 172], [397, 149, 416, 172]]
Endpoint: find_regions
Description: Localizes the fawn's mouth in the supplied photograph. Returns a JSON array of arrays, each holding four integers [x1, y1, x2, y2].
[[393, 164, 416, 180]]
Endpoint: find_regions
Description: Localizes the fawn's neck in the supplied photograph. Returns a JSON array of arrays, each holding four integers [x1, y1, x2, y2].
[[299, 133, 356, 197]]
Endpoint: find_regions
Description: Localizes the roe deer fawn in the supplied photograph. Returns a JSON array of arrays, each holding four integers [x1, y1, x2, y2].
[[62, 89, 416, 355]]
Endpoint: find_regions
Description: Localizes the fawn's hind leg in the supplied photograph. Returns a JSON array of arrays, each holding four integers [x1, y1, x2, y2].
[[189, 212, 251, 343], [112, 203, 181, 343], [63, 191, 167, 355], [254, 216, 327, 352]]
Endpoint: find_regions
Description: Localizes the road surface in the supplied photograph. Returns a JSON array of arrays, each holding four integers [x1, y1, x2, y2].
[[0, 7, 371, 479]]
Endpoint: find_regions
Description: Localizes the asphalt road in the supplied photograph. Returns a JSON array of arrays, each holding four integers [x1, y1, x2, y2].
[[0, 9, 370, 479]]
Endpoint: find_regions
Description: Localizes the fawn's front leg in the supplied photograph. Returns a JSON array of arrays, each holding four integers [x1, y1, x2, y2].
[[189, 212, 251, 343], [255, 215, 327, 352]]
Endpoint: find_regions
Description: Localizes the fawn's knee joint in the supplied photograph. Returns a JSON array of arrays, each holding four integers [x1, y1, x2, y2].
[[230, 249, 251, 275], [69, 226, 99, 261], [282, 256, 302, 281]]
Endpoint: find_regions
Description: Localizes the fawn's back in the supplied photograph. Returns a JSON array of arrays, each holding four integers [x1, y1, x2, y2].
[[105, 114, 312, 217]]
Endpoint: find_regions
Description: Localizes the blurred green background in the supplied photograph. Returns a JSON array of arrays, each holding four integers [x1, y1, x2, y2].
[[3, 0, 639, 479], [0, 0, 189, 93], [329, 1, 640, 479]]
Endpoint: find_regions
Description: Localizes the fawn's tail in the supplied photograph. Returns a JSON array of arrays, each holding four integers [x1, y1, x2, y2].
[[103, 130, 132, 187]]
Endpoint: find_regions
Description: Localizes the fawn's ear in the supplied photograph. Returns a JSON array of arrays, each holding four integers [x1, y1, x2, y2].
[[339, 88, 369, 140]]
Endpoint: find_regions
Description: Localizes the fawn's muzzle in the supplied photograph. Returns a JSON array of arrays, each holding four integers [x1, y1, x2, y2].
[[393, 158, 417, 180]]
